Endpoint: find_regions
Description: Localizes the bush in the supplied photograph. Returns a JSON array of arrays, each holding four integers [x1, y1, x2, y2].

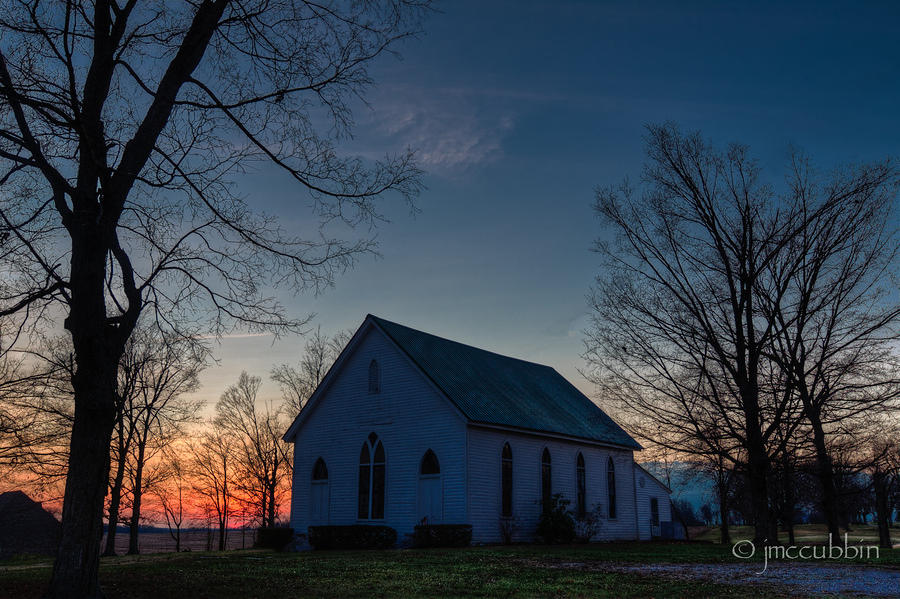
[[412, 524, 472, 548], [574, 503, 605, 543], [255, 527, 294, 551], [499, 516, 520, 544], [308, 525, 397, 550], [535, 494, 576, 544]]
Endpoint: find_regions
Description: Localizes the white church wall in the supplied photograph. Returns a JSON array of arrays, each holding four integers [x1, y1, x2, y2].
[[466, 426, 639, 544], [289, 323, 468, 543], [633, 466, 673, 540]]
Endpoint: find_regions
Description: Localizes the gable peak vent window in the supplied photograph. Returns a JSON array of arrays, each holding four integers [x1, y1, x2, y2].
[[368, 359, 381, 394]]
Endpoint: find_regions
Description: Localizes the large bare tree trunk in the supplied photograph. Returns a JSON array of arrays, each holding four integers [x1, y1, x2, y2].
[[809, 409, 842, 539], [47, 230, 127, 599], [47, 356, 118, 597], [47, 391, 116, 599], [746, 448, 771, 545], [718, 492, 731, 544], [742, 377, 772, 545], [874, 469, 893, 550]]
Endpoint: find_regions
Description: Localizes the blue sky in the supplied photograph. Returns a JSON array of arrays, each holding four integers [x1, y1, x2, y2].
[[191, 0, 900, 408]]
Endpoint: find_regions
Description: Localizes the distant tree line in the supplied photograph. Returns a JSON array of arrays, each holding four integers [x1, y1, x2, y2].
[[587, 124, 900, 548], [659, 454, 900, 545]]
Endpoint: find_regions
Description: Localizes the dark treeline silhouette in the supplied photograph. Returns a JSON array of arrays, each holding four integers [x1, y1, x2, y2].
[[676, 447, 900, 541]]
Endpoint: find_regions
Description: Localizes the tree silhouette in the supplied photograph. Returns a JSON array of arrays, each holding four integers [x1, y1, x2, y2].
[[586, 123, 898, 546]]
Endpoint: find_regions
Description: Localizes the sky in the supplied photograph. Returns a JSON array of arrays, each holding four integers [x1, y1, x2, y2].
[[190, 0, 900, 410]]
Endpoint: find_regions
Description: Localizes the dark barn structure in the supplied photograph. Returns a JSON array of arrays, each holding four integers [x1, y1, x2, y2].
[[0, 490, 61, 559]]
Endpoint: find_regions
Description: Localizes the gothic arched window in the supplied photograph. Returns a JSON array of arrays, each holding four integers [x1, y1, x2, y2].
[[607, 457, 617, 519], [576, 453, 586, 518], [312, 457, 328, 480], [541, 448, 552, 510], [310, 457, 329, 524], [420, 449, 440, 475], [501, 443, 513, 517], [418, 449, 442, 522], [358, 433, 385, 519]]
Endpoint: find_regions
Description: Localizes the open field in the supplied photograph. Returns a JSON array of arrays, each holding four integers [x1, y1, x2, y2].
[[99, 528, 253, 554], [690, 523, 900, 547], [2, 535, 899, 599]]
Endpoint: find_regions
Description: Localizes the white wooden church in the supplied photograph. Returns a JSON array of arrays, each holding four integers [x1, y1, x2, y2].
[[283, 315, 674, 544]]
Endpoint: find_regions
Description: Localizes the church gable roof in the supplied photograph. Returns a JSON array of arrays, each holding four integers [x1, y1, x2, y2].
[[368, 315, 640, 449]]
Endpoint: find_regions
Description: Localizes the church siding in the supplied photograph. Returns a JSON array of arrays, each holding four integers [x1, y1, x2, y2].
[[290, 324, 468, 542], [634, 465, 673, 540], [466, 426, 638, 543]]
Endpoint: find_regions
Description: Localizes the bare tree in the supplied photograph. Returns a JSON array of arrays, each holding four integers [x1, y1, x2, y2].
[[5, 338, 77, 496], [215, 371, 289, 528], [154, 452, 189, 553], [103, 331, 148, 556], [0, 350, 49, 469], [190, 429, 233, 551], [123, 329, 204, 554], [585, 124, 898, 544], [761, 155, 900, 539], [271, 327, 350, 414], [707, 454, 736, 544], [884, 442, 900, 533], [0, 2, 429, 595], [587, 125, 793, 543], [5, 327, 203, 556]]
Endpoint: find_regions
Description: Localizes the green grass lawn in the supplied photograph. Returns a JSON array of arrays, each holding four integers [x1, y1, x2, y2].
[[2, 530, 898, 599], [0, 544, 782, 599]]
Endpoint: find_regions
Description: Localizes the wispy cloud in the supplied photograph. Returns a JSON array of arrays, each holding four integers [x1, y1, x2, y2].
[[360, 85, 520, 173], [196, 332, 273, 340]]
